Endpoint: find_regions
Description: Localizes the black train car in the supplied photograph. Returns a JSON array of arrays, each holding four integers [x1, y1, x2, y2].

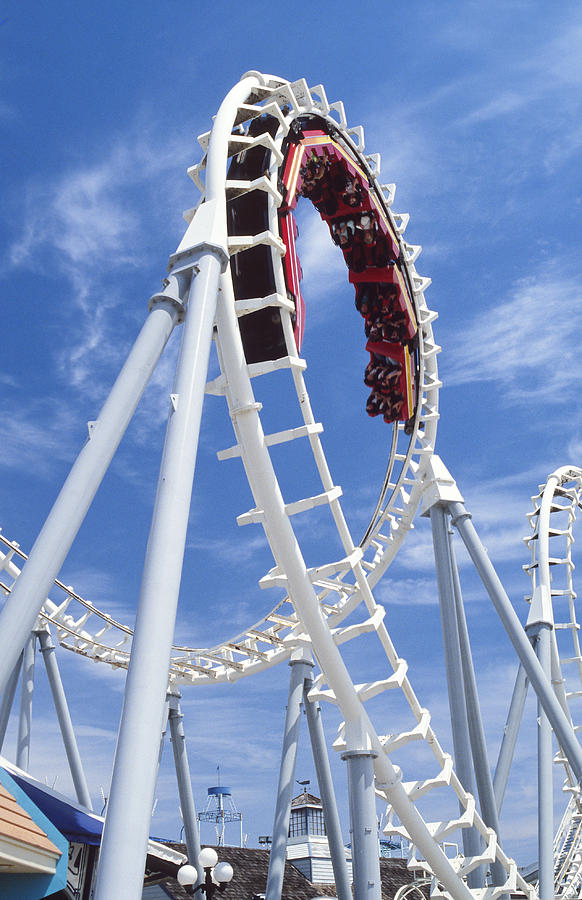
[[227, 115, 287, 365]]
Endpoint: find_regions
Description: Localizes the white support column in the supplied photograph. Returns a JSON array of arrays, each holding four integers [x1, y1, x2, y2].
[[449, 499, 582, 784], [429, 505, 484, 889], [158, 697, 170, 772], [93, 251, 223, 900], [168, 694, 202, 887], [0, 293, 183, 696], [533, 624, 554, 900], [529, 472, 558, 900], [93, 72, 260, 900], [423, 457, 582, 786], [0, 652, 22, 751], [493, 663, 528, 812], [266, 655, 312, 900], [303, 677, 352, 900], [37, 627, 92, 809], [448, 530, 507, 892], [344, 751, 381, 900], [17, 634, 35, 771]]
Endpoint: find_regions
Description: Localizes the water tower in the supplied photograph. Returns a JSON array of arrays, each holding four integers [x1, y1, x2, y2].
[[197, 773, 243, 847]]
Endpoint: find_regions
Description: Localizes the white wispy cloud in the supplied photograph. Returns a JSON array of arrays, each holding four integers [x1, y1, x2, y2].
[[443, 269, 582, 402], [55, 564, 138, 626], [9, 129, 193, 273], [377, 575, 438, 606], [448, 12, 582, 118], [365, 104, 441, 211], [0, 398, 78, 474], [10, 155, 137, 274], [186, 532, 269, 567], [532, 22, 582, 91], [351, 9, 582, 252], [7, 123, 195, 406], [0, 118, 203, 501], [544, 123, 582, 173], [567, 434, 582, 463], [461, 91, 530, 125]]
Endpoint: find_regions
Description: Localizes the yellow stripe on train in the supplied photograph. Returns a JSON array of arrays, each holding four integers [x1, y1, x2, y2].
[[285, 134, 401, 255], [285, 146, 304, 204], [404, 345, 414, 414]]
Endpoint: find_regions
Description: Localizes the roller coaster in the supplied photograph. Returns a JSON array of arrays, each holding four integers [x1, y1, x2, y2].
[[0, 72, 581, 900]]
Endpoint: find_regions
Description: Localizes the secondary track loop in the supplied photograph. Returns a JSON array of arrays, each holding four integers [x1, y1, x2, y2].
[[524, 467, 582, 897], [1, 74, 534, 900]]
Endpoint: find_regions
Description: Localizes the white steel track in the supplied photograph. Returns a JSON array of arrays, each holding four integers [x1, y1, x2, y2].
[[524, 466, 582, 897], [0, 74, 534, 899], [2, 74, 440, 687]]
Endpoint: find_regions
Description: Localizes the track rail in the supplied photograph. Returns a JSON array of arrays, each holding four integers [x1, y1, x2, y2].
[[1, 73, 533, 900], [524, 466, 582, 896], [1, 75, 440, 686]]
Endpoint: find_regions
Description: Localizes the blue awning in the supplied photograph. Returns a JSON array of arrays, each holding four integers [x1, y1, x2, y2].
[[0, 758, 104, 846], [0, 757, 187, 867]]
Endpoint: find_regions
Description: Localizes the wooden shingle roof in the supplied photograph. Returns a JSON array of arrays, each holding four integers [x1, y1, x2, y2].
[[149, 844, 429, 900], [0, 782, 61, 873], [148, 844, 327, 900], [291, 792, 322, 808]]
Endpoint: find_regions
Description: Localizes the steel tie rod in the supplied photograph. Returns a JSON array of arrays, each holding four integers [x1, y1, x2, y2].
[[449, 499, 582, 784], [0, 293, 182, 695]]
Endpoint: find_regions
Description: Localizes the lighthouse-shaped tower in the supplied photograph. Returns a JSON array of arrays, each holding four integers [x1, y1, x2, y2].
[[285, 783, 351, 884]]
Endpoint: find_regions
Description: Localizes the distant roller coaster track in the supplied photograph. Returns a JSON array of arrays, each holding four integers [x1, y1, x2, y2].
[[524, 467, 582, 898]]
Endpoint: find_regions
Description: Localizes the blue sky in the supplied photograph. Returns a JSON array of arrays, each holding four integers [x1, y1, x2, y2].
[[1, 0, 582, 873]]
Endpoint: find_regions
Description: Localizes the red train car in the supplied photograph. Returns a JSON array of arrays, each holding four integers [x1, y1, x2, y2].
[[279, 210, 305, 351], [277, 115, 418, 426], [364, 339, 416, 423]]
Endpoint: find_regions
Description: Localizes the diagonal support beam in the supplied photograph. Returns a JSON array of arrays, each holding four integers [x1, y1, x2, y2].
[[493, 663, 528, 812], [168, 694, 202, 887], [448, 499, 582, 784], [448, 529, 506, 891], [94, 250, 223, 900], [266, 655, 313, 900], [17, 634, 36, 772], [0, 652, 23, 751], [37, 626, 92, 809], [429, 505, 484, 890], [303, 674, 352, 900], [0, 291, 183, 697], [93, 70, 258, 900]]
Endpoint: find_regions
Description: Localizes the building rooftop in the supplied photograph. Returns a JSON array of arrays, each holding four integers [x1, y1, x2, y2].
[[0, 782, 62, 873], [147, 844, 429, 900], [290, 792, 322, 808]]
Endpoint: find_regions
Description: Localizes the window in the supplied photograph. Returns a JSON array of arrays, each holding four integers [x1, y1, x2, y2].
[[289, 810, 308, 836], [288, 806, 327, 837], [308, 808, 326, 836]]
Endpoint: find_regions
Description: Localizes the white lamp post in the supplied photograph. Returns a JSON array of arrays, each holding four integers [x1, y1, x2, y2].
[[177, 864, 200, 890], [177, 848, 234, 896]]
